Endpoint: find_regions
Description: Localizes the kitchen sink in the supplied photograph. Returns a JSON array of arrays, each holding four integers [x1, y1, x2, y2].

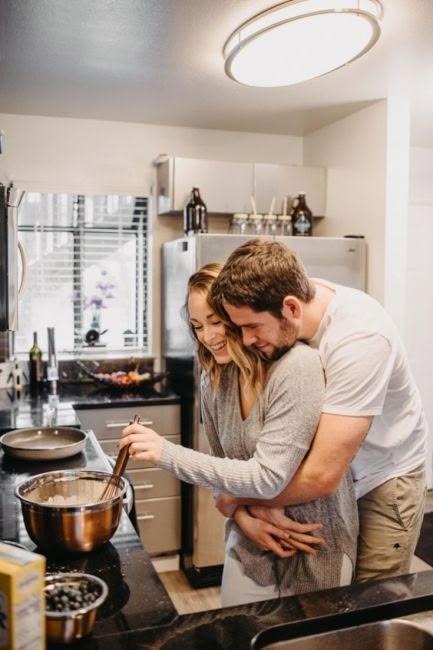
[[253, 618, 433, 649]]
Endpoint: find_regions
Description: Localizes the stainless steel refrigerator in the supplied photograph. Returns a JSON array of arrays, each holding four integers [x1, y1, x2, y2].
[[162, 234, 366, 587]]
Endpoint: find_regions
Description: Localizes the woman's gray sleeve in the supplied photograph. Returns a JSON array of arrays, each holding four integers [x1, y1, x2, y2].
[[158, 348, 324, 498]]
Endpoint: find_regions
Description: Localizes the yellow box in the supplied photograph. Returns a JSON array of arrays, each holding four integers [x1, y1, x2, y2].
[[0, 543, 45, 650]]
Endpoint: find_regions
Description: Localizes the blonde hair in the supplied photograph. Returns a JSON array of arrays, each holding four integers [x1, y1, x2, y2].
[[184, 263, 268, 395]]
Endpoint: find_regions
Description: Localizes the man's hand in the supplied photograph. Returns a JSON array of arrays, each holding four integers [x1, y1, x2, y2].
[[234, 507, 297, 559], [247, 506, 326, 555]]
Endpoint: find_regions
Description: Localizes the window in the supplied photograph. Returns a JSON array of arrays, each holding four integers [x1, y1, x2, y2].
[[15, 192, 149, 356]]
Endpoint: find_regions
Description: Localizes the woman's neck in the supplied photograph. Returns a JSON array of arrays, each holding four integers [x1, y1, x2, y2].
[[238, 372, 257, 420]]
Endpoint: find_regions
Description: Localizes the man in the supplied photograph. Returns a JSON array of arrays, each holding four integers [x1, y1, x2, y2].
[[212, 238, 427, 582]]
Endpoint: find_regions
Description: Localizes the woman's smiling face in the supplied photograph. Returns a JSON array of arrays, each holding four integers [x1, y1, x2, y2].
[[188, 289, 231, 364]]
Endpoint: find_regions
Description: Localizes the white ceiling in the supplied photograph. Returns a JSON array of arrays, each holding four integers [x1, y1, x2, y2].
[[0, 0, 433, 146]]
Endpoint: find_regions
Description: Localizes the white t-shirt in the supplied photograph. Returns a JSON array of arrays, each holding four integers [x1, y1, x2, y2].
[[309, 280, 427, 499]]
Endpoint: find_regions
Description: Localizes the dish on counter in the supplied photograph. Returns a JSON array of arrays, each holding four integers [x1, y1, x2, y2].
[[0, 426, 87, 461], [15, 469, 127, 553], [45, 572, 108, 643], [76, 360, 167, 390]]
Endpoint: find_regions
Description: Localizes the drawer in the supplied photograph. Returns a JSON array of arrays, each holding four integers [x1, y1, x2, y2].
[[76, 404, 180, 439], [128, 468, 180, 499], [99, 434, 180, 468], [136, 497, 181, 555]]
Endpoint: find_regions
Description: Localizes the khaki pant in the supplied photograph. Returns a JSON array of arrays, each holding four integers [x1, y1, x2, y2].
[[355, 465, 427, 583]]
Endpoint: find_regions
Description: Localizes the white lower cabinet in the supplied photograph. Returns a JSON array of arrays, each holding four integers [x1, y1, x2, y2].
[[75, 402, 181, 556]]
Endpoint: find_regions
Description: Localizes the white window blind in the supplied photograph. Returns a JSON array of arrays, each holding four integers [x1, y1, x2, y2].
[[15, 192, 149, 355]]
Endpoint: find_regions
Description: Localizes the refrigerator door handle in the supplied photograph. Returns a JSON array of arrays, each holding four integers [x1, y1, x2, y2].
[[18, 239, 27, 297]]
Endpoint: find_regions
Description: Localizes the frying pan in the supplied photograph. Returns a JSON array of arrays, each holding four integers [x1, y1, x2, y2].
[[0, 427, 87, 461]]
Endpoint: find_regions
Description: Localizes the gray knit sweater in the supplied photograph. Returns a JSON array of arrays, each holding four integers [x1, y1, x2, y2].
[[158, 342, 358, 593]]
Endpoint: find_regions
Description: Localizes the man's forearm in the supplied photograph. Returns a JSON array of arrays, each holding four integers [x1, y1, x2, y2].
[[228, 463, 330, 508]]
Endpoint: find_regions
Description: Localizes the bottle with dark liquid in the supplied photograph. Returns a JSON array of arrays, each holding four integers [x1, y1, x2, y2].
[[292, 193, 313, 237], [183, 187, 208, 236], [29, 331, 43, 393]]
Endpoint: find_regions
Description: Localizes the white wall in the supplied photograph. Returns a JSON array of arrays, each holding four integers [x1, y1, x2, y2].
[[303, 99, 411, 327], [406, 146, 433, 487], [0, 112, 303, 364], [302, 101, 388, 303]]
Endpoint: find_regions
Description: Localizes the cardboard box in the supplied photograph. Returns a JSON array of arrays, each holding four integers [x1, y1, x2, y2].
[[0, 543, 45, 650]]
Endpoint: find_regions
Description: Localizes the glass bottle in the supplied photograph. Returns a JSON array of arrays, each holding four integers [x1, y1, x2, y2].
[[29, 331, 43, 393], [292, 193, 313, 237], [183, 187, 208, 236]]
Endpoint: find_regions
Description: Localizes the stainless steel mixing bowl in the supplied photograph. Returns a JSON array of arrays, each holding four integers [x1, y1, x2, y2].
[[45, 572, 108, 644], [15, 470, 127, 554]]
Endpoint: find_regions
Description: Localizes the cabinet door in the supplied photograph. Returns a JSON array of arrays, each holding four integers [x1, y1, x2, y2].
[[157, 157, 254, 214], [136, 496, 181, 555], [254, 163, 327, 217], [75, 404, 180, 439]]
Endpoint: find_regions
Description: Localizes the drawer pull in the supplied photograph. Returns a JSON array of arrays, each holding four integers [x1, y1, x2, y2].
[[139, 514, 155, 521], [141, 484, 154, 490], [105, 420, 153, 429]]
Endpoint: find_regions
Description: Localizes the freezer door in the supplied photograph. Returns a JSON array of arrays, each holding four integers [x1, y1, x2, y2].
[[194, 234, 366, 292], [276, 236, 367, 291]]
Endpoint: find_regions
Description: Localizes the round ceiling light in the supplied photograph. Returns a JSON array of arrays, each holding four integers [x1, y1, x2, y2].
[[223, 0, 382, 87]]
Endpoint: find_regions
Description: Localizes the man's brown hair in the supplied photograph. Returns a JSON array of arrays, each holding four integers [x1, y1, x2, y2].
[[211, 238, 315, 317]]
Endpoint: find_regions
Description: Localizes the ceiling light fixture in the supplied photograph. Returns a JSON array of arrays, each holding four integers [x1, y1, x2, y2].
[[223, 0, 382, 87]]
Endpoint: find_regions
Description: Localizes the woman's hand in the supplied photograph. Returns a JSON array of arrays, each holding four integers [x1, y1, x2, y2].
[[247, 506, 326, 555], [234, 507, 297, 559], [119, 422, 163, 465]]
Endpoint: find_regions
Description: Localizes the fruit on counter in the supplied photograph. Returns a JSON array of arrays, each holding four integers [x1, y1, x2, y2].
[[46, 581, 101, 612], [95, 370, 152, 385]]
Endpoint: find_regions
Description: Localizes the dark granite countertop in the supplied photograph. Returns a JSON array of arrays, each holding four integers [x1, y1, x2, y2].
[[0, 430, 178, 644], [0, 383, 180, 433]]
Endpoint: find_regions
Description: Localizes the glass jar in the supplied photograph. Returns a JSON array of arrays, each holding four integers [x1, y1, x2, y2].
[[278, 214, 293, 236], [247, 214, 264, 235], [230, 213, 248, 234], [263, 214, 278, 236]]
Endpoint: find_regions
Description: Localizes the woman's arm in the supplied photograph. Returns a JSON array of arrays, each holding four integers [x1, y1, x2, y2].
[[119, 346, 324, 500]]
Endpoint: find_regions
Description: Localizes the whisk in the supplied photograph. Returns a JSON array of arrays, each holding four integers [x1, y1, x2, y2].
[[99, 414, 140, 501]]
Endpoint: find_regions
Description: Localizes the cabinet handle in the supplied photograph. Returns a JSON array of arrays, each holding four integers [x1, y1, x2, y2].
[[105, 420, 153, 429], [139, 514, 155, 521], [140, 484, 154, 490]]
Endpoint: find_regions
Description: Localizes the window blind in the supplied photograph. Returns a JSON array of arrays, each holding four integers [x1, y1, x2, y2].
[[16, 192, 149, 356]]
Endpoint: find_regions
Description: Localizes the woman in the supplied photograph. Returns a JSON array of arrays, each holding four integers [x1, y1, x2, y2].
[[119, 263, 358, 607]]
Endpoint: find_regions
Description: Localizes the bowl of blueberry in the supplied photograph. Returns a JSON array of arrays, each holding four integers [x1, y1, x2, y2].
[[45, 572, 108, 644]]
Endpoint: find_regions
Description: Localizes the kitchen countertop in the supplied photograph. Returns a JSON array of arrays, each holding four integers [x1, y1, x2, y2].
[[0, 383, 181, 433], [0, 430, 178, 642]]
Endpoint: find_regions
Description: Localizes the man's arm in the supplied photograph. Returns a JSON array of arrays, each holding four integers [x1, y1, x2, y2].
[[217, 412, 372, 514]]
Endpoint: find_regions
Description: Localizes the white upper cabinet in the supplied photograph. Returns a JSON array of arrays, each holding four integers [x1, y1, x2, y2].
[[253, 163, 327, 217], [155, 157, 326, 217], [156, 157, 254, 215]]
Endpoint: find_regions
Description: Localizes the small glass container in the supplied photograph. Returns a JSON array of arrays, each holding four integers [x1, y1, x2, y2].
[[263, 214, 278, 236], [278, 214, 293, 236], [230, 213, 248, 234], [247, 213, 264, 235]]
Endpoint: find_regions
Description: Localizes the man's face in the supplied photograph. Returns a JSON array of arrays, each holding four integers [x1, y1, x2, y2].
[[224, 304, 298, 360]]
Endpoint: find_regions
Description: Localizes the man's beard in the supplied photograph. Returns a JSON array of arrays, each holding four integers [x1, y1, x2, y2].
[[252, 317, 298, 361]]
